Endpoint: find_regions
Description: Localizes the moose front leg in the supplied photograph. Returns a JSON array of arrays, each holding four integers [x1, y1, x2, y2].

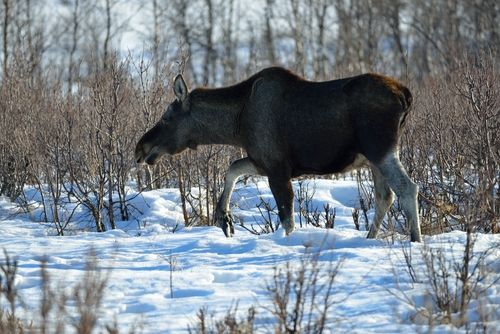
[[216, 158, 261, 237], [268, 176, 295, 235]]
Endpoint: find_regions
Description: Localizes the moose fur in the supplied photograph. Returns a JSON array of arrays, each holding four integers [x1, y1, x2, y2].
[[135, 67, 422, 242]]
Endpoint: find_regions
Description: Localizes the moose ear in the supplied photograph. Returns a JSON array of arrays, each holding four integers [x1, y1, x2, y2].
[[173, 74, 188, 102]]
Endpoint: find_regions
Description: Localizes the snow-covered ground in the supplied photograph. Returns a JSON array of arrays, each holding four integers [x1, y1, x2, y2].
[[0, 179, 499, 333]]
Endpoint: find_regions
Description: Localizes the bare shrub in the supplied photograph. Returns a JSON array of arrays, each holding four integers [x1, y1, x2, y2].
[[0, 57, 39, 201], [246, 195, 279, 235], [264, 247, 343, 333], [296, 179, 316, 228], [401, 51, 499, 235], [355, 170, 373, 232], [27, 83, 78, 235], [189, 248, 343, 333], [420, 228, 499, 328], [0, 250, 22, 333], [295, 178, 336, 228], [188, 304, 256, 334], [352, 208, 360, 231], [132, 53, 178, 192], [64, 55, 138, 231], [174, 144, 243, 227], [0, 249, 132, 334], [391, 228, 499, 330], [295, 179, 335, 229], [72, 253, 109, 334]]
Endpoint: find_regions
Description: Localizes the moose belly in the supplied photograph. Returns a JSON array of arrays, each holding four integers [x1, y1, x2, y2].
[[338, 153, 368, 173], [291, 150, 368, 177]]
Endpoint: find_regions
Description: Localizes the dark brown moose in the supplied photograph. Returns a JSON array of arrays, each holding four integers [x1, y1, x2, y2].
[[135, 67, 422, 242]]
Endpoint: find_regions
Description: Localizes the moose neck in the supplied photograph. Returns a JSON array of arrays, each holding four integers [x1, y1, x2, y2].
[[189, 85, 249, 147]]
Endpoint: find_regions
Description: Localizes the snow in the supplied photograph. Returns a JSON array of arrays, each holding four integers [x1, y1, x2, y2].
[[0, 179, 499, 333]]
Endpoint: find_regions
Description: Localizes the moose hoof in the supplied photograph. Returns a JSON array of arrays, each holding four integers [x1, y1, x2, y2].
[[410, 232, 422, 243], [216, 211, 235, 237]]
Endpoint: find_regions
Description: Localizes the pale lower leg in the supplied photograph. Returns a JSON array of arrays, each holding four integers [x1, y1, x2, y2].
[[367, 165, 395, 239], [377, 153, 422, 242], [216, 158, 261, 236]]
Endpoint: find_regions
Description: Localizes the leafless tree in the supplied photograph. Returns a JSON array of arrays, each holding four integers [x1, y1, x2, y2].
[[1, 0, 10, 78]]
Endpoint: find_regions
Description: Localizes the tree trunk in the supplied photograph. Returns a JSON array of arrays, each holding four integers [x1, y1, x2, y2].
[[2, 0, 10, 78]]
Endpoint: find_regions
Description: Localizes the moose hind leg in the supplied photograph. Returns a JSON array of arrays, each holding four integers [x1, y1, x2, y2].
[[367, 165, 395, 239], [268, 176, 295, 235], [376, 152, 422, 242], [216, 158, 261, 237]]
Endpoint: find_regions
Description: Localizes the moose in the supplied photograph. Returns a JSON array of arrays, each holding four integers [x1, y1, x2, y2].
[[135, 67, 422, 242]]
